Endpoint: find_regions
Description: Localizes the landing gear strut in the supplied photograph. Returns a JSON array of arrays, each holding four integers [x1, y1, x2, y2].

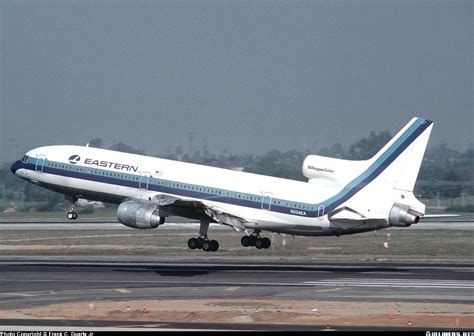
[[67, 211, 78, 220], [187, 218, 219, 252], [66, 197, 78, 220], [241, 230, 271, 249]]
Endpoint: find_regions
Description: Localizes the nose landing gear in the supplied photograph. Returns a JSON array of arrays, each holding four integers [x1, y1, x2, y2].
[[66, 197, 78, 220], [67, 210, 78, 220]]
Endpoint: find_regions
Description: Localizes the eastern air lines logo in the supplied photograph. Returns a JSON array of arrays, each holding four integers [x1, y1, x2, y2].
[[68, 155, 81, 164]]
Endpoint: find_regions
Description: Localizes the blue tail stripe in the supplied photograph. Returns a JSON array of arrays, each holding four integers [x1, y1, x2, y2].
[[321, 118, 432, 213]]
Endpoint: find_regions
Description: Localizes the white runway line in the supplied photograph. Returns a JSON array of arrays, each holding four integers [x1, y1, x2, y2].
[[303, 279, 474, 290]]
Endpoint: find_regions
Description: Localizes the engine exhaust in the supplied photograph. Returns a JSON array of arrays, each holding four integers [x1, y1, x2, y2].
[[389, 204, 420, 227]]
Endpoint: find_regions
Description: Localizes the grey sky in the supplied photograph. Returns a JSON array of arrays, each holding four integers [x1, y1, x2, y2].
[[1, 0, 472, 161]]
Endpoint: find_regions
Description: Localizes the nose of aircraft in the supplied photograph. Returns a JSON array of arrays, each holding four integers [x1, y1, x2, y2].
[[10, 160, 22, 175]]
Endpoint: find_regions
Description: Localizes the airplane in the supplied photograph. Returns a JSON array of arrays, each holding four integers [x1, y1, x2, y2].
[[11, 117, 433, 252]]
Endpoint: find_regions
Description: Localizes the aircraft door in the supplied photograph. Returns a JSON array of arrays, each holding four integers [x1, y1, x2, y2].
[[35, 154, 47, 173], [139, 172, 151, 190], [318, 205, 325, 217], [261, 192, 273, 210]]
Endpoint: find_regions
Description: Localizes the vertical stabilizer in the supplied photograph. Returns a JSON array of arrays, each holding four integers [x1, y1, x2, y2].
[[368, 117, 433, 193]]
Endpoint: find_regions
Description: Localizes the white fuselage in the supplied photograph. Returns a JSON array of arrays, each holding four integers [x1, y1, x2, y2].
[[11, 118, 433, 242], [10, 118, 434, 239], [13, 145, 390, 236]]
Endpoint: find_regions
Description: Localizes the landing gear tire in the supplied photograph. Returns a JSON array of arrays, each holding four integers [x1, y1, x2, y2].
[[203, 240, 219, 252], [241, 236, 251, 247], [241, 232, 271, 249], [202, 241, 210, 252], [249, 236, 257, 246], [188, 237, 219, 252], [261, 237, 271, 249], [209, 240, 219, 252], [188, 238, 202, 250], [67, 211, 78, 220]]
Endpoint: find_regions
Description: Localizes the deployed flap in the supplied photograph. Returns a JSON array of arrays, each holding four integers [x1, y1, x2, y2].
[[152, 194, 181, 206], [212, 209, 248, 231], [150, 193, 248, 231]]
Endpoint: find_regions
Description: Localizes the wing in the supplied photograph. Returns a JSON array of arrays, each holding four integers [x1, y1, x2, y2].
[[151, 193, 249, 231]]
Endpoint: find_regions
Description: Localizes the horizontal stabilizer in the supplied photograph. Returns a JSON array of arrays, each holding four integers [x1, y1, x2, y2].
[[421, 214, 460, 219]]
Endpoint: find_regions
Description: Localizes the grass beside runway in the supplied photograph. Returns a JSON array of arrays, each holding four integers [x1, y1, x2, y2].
[[0, 226, 472, 257]]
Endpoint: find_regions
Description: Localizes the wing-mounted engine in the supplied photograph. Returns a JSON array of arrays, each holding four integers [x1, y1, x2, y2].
[[117, 200, 162, 229], [302, 155, 367, 186]]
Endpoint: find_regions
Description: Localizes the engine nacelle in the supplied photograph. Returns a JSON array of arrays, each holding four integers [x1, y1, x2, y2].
[[389, 203, 420, 227], [302, 155, 366, 184], [117, 201, 162, 229], [302, 155, 339, 181]]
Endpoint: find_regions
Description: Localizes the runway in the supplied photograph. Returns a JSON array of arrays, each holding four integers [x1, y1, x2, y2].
[[0, 260, 472, 304], [0, 259, 472, 330]]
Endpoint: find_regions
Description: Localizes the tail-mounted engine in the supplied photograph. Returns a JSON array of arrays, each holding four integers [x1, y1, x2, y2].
[[302, 155, 367, 185], [117, 200, 162, 229], [389, 203, 420, 227]]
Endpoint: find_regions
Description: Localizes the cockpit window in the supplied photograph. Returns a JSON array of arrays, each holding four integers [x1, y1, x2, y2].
[[22, 155, 29, 163]]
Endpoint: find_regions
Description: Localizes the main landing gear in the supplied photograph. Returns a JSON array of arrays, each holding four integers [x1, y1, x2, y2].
[[188, 237, 219, 252], [187, 218, 219, 252], [241, 230, 271, 249]]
